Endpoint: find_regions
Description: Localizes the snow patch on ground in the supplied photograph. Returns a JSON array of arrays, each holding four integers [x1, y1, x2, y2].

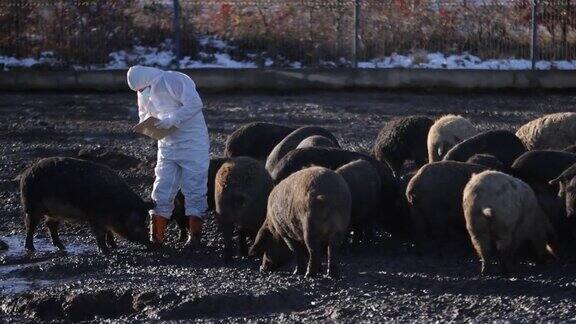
[[105, 45, 177, 69], [0, 51, 59, 70], [2, 38, 576, 70], [105, 36, 257, 69], [179, 53, 257, 69], [198, 36, 230, 51], [357, 52, 575, 70]]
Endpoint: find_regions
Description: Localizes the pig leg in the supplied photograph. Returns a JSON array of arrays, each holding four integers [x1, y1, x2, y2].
[[497, 246, 517, 276], [45, 219, 65, 251], [480, 251, 498, 276], [304, 230, 322, 278], [530, 231, 551, 264], [429, 214, 449, 257], [409, 205, 427, 253], [357, 217, 375, 244], [24, 211, 42, 252], [285, 239, 308, 276], [327, 243, 340, 278], [328, 230, 347, 278], [469, 230, 497, 276], [106, 231, 117, 249], [352, 221, 363, 245], [238, 231, 249, 257], [89, 221, 110, 254], [218, 221, 234, 262]]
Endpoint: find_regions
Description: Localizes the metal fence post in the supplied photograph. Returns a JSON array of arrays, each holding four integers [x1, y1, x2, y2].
[[352, 0, 360, 68], [531, 0, 539, 70], [173, 0, 182, 62]]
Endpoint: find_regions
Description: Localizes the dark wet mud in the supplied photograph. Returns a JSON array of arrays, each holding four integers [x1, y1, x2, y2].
[[1, 90, 576, 322]]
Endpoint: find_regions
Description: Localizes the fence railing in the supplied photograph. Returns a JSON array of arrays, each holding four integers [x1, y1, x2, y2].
[[1, 0, 575, 70]]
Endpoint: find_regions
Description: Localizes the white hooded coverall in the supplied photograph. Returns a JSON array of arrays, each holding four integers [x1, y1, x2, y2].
[[127, 65, 209, 219]]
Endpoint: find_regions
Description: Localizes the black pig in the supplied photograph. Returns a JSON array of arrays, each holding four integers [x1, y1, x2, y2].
[[466, 154, 505, 171], [20, 157, 152, 253], [443, 130, 526, 169], [224, 122, 295, 161], [265, 126, 338, 173], [335, 160, 381, 243], [373, 116, 433, 175]]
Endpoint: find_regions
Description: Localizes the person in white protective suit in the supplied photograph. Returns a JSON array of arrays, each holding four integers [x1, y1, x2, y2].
[[127, 65, 209, 247]]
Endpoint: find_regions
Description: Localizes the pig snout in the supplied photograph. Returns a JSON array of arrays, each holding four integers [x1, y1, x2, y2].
[[132, 224, 152, 246], [120, 212, 151, 246]]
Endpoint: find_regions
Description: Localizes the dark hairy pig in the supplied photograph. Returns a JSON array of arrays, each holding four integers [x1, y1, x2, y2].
[[250, 167, 351, 278], [224, 122, 295, 160], [265, 126, 338, 173], [20, 157, 152, 253]]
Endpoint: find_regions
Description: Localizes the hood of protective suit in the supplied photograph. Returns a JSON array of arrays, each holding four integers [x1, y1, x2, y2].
[[127, 65, 164, 91]]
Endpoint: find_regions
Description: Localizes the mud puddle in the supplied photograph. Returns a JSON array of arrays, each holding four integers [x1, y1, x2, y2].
[[0, 235, 94, 294]]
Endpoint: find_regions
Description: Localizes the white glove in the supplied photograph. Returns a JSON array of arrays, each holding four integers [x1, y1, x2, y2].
[[155, 116, 178, 129]]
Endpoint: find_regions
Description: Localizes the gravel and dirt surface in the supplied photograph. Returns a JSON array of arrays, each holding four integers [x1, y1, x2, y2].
[[1, 90, 576, 322]]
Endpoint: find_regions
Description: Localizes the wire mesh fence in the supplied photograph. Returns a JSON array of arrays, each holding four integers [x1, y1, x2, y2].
[[1, 0, 575, 69]]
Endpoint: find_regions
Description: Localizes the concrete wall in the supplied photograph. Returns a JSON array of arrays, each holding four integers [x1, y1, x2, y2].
[[1, 68, 576, 91]]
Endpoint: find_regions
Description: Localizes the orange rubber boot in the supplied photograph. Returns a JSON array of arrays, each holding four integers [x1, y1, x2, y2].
[[186, 216, 203, 248], [150, 215, 168, 245]]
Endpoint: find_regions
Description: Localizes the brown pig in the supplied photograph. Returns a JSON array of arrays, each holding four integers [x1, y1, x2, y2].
[[215, 157, 274, 261], [250, 166, 351, 278]]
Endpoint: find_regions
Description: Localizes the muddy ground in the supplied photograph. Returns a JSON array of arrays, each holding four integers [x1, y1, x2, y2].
[[1, 90, 576, 322]]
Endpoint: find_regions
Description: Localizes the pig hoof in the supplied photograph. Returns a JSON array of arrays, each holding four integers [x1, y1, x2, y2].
[[327, 270, 339, 279], [304, 271, 318, 278], [481, 264, 497, 276]]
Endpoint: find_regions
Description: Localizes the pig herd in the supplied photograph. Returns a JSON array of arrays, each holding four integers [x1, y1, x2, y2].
[[18, 112, 576, 278]]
